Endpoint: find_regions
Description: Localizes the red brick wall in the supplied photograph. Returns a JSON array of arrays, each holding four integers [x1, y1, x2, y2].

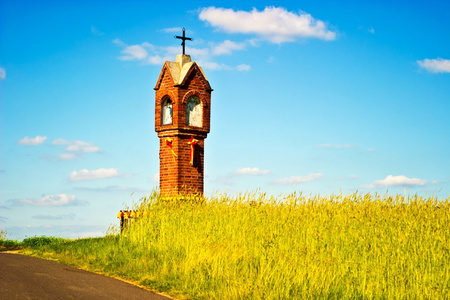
[[158, 134, 205, 196]]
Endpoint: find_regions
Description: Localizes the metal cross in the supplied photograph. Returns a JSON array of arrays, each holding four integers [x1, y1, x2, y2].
[[175, 28, 193, 55]]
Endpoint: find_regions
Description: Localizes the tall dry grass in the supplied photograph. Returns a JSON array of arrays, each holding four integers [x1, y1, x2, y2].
[[120, 191, 449, 299], [26, 191, 450, 299]]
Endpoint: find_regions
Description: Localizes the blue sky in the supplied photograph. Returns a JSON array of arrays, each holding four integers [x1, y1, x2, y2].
[[1, 0, 449, 240]]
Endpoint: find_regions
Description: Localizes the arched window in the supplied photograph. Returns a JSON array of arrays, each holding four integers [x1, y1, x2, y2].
[[161, 98, 173, 125], [186, 96, 202, 127]]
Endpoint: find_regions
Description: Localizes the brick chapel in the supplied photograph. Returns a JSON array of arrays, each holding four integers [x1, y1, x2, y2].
[[154, 50, 213, 196]]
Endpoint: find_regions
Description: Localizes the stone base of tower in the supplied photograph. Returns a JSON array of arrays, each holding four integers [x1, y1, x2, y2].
[[158, 132, 205, 197]]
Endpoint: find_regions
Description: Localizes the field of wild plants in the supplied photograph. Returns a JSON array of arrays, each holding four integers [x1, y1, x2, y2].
[[26, 192, 449, 299]]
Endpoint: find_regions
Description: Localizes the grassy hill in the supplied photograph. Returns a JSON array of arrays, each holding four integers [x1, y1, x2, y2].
[[9, 191, 450, 299]]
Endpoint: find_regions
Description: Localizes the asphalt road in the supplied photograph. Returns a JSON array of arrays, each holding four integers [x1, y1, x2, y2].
[[0, 253, 171, 300]]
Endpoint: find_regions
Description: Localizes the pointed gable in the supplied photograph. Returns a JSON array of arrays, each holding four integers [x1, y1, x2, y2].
[[154, 55, 212, 91], [154, 63, 175, 90], [178, 63, 212, 91]]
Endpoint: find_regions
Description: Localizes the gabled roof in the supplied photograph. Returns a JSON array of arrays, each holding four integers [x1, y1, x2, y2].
[[154, 55, 212, 91]]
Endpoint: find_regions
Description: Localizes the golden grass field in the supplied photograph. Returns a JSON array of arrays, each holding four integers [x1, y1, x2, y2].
[[26, 191, 449, 299]]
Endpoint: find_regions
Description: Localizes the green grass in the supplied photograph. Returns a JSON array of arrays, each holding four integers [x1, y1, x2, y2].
[[0, 234, 68, 252], [0, 239, 23, 251], [20, 191, 450, 299]]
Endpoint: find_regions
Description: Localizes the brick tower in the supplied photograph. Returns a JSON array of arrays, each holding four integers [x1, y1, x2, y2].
[[154, 54, 212, 196]]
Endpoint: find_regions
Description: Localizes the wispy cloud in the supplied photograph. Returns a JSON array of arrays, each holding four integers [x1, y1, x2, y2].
[[359, 26, 375, 34], [272, 173, 324, 185], [234, 167, 271, 175], [362, 175, 427, 189], [90, 25, 104, 36], [0, 67, 6, 80], [212, 40, 247, 55], [112, 38, 126, 47], [114, 6, 336, 71], [33, 213, 76, 220], [18, 135, 47, 145], [199, 6, 336, 43], [15, 194, 82, 206], [52, 138, 100, 160], [430, 180, 443, 185], [212, 167, 270, 185], [119, 44, 149, 61], [417, 58, 450, 73], [69, 168, 123, 181], [52, 138, 100, 152], [162, 27, 184, 33], [316, 144, 357, 148], [237, 64, 251, 71], [114, 39, 170, 63], [57, 153, 77, 160], [113, 38, 250, 71]]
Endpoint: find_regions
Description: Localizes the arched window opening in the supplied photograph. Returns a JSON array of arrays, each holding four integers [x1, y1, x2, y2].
[[162, 98, 173, 125], [186, 96, 202, 127]]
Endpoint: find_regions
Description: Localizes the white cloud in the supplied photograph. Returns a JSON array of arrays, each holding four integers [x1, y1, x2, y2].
[[66, 142, 99, 152], [114, 40, 173, 65], [316, 144, 356, 148], [69, 168, 122, 181], [52, 138, 100, 153], [162, 27, 184, 33], [431, 180, 442, 185], [0, 67, 6, 80], [199, 6, 336, 43], [114, 37, 250, 71], [16, 194, 79, 206], [199, 61, 232, 70], [119, 44, 148, 61], [181, 46, 207, 56], [193, 61, 250, 72], [112, 38, 126, 47], [18, 135, 47, 145], [368, 27, 375, 34], [58, 153, 77, 160], [237, 64, 251, 71], [363, 175, 427, 189], [147, 55, 165, 65], [272, 173, 324, 185], [212, 40, 247, 55], [235, 167, 270, 175], [417, 58, 450, 73]]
